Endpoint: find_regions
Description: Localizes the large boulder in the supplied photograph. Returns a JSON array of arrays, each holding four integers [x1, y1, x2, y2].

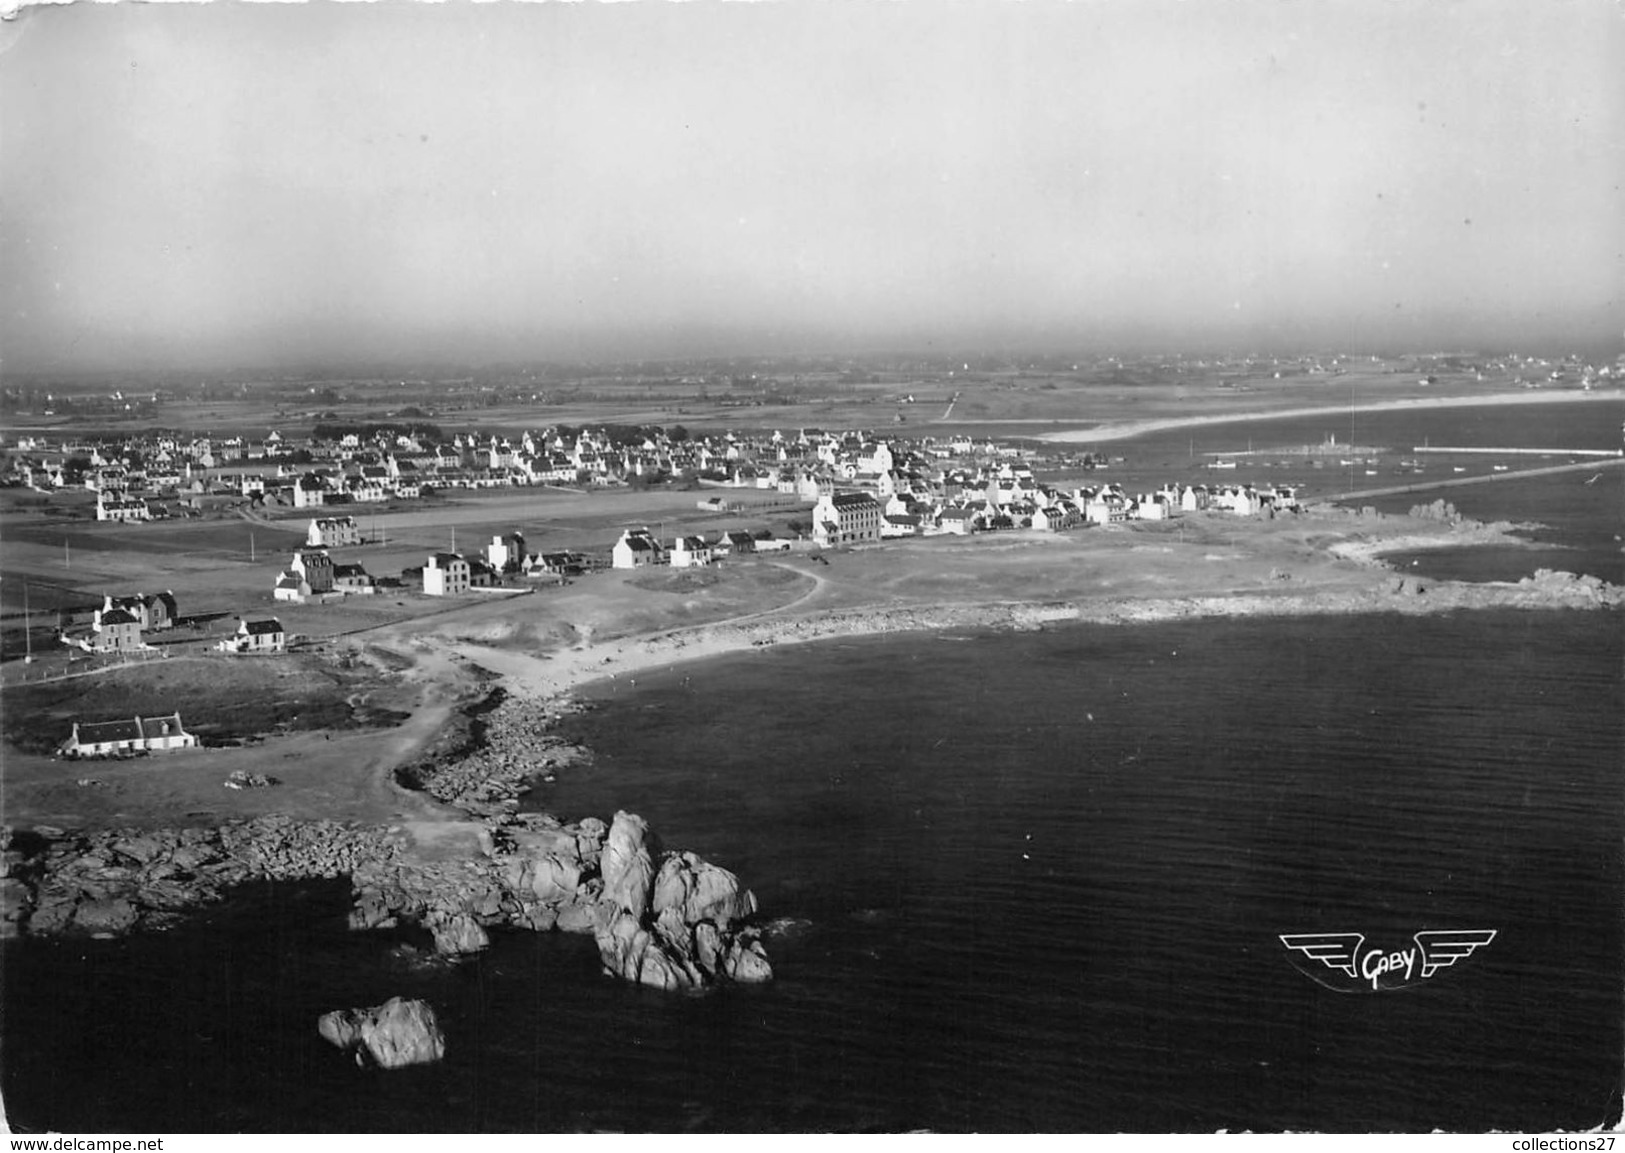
[[599, 811, 656, 921], [651, 852, 758, 928], [528, 855, 583, 904], [595, 910, 702, 992], [721, 934, 774, 983], [428, 913, 489, 956], [318, 997, 446, 1069]]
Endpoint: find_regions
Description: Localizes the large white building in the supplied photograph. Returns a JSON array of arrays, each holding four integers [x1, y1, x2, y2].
[[423, 553, 471, 596], [813, 492, 883, 546]]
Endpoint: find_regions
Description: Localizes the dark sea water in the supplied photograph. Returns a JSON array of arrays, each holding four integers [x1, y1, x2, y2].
[[1075, 397, 1624, 584], [5, 611, 1621, 1133], [1362, 469, 1625, 585]]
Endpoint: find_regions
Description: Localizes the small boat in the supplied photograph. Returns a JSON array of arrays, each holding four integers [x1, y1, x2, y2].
[[1493, 464, 1509, 472]]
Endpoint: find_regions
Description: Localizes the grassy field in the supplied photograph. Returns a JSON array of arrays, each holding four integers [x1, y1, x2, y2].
[[2, 650, 410, 754]]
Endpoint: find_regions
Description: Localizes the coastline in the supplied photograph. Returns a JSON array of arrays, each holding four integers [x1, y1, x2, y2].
[[1037, 386, 1625, 445], [6, 510, 1620, 979], [447, 562, 1623, 707]]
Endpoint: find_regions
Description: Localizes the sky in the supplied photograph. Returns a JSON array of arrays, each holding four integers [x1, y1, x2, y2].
[[1, 0, 1621, 373]]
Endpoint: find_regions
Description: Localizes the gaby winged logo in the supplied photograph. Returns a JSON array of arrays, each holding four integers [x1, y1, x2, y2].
[[1278, 930, 1497, 992]]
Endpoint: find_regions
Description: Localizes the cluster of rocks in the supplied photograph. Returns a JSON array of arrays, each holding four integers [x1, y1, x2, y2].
[[348, 810, 771, 991], [1517, 568, 1622, 605], [5, 808, 772, 994], [2, 817, 399, 938], [1409, 499, 1464, 523], [595, 813, 772, 989], [403, 692, 591, 818]]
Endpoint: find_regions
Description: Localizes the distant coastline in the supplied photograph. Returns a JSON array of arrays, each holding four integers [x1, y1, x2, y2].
[[1039, 387, 1625, 445]]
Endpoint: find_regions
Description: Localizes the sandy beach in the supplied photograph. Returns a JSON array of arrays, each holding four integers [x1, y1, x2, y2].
[[1039, 386, 1625, 445], [443, 561, 1622, 710]]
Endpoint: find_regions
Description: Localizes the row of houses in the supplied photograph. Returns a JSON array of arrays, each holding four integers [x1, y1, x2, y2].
[[272, 548, 379, 602], [56, 587, 285, 657]]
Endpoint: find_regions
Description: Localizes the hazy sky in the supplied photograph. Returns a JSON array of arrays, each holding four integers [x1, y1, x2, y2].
[[2, 0, 1621, 372]]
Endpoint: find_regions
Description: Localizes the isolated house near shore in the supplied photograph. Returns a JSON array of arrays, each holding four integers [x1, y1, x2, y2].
[[218, 618, 286, 653], [60, 713, 198, 758]]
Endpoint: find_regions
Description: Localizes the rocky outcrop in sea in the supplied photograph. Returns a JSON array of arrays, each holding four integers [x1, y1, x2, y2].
[[319, 997, 446, 1069], [2, 808, 772, 992], [592, 812, 771, 991]]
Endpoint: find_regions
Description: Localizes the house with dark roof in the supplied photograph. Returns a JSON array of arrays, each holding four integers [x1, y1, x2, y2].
[[219, 618, 286, 653], [90, 608, 144, 652], [60, 713, 198, 758], [670, 536, 715, 569], [612, 528, 665, 569], [103, 591, 177, 632], [423, 552, 471, 596], [307, 515, 361, 549]]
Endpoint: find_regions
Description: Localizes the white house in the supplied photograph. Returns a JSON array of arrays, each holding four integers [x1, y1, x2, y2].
[[487, 532, 526, 573], [219, 618, 286, 653], [670, 536, 716, 568], [60, 713, 198, 758], [307, 516, 362, 549], [423, 552, 471, 596], [96, 495, 150, 523], [611, 528, 665, 569], [291, 474, 327, 509]]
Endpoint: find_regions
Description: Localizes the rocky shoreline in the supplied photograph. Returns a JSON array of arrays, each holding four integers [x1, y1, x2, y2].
[[4, 551, 1617, 998], [1, 804, 771, 993], [394, 686, 596, 818], [2, 673, 774, 993]]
